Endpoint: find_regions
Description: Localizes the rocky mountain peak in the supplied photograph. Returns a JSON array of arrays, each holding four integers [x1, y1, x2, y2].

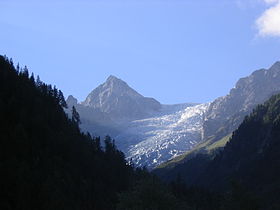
[[105, 75, 128, 88], [101, 75, 143, 98], [106, 75, 122, 83], [66, 95, 78, 107], [80, 75, 161, 121]]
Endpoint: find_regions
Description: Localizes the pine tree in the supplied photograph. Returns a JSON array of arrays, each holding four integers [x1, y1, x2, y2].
[[30, 73, 35, 85], [36, 75, 42, 87], [58, 90, 67, 108], [22, 65, 29, 78], [53, 85, 58, 99]]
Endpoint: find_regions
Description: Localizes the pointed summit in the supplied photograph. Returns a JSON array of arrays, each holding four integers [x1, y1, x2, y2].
[[66, 95, 78, 107], [103, 75, 132, 92], [81, 76, 161, 120], [106, 75, 120, 82]]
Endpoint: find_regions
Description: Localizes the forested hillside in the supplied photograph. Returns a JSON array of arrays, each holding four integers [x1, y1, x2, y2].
[[0, 56, 135, 210], [200, 94, 280, 207], [155, 93, 280, 210]]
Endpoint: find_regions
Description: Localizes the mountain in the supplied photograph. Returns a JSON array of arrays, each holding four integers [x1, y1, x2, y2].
[[65, 75, 163, 138], [82, 75, 161, 121], [202, 94, 280, 192], [67, 76, 206, 168], [203, 61, 280, 142], [157, 61, 280, 170], [157, 93, 280, 209]]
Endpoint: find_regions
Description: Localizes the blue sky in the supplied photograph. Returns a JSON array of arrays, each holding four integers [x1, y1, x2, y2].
[[0, 0, 280, 104]]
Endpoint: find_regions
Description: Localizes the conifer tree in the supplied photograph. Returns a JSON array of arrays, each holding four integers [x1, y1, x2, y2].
[[58, 90, 67, 108]]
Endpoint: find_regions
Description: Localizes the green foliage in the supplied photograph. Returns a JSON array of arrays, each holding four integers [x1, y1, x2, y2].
[[206, 134, 231, 152], [117, 174, 186, 210], [156, 140, 212, 169], [157, 134, 231, 170]]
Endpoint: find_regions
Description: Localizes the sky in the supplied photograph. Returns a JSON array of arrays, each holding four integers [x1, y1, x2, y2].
[[0, 0, 280, 104]]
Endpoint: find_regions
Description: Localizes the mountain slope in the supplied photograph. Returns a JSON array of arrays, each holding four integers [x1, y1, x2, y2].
[[203, 61, 280, 142], [155, 93, 280, 208], [156, 134, 231, 170]]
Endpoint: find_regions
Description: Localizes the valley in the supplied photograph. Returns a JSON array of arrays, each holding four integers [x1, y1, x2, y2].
[[66, 61, 280, 169]]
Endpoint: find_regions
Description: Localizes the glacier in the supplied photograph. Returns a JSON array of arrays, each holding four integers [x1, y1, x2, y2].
[[115, 103, 209, 168], [66, 76, 209, 169]]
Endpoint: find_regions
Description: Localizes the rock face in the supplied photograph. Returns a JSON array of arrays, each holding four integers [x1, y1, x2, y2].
[[81, 75, 161, 121], [203, 61, 280, 142], [66, 95, 78, 107]]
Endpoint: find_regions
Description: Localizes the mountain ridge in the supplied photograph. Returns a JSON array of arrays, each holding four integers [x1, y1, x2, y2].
[[155, 61, 280, 177], [202, 61, 280, 142], [67, 61, 280, 169]]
